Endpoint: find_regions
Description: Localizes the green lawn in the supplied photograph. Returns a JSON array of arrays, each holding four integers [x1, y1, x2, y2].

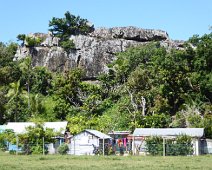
[[0, 152, 211, 170]]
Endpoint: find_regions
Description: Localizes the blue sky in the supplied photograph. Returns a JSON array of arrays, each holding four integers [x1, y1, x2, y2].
[[0, 0, 211, 43]]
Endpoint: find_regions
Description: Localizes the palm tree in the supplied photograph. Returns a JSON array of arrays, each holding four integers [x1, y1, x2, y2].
[[6, 80, 23, 121], [19, 56, 32, 111]]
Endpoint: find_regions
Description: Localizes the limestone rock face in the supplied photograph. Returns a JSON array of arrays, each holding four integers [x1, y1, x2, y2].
[[14, 27, 183, 78], [90, 27, 169, 41]]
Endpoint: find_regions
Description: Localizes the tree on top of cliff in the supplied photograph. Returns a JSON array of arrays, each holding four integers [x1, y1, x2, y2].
[[49, 11, 94, 39]]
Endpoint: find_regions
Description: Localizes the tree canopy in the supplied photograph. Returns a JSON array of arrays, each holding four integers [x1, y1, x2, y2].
[[49, 11, 94, 39], [0, 14, 211, 138]]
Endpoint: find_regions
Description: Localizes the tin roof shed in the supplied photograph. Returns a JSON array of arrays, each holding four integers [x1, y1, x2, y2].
[[133, 128, 204, 138], [84, 129, 112, 139]]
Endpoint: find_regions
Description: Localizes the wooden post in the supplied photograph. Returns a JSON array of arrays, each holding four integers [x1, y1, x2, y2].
[[43, 137, 45, 155], [163, 138, 165, 157], [16, 135, 18, 155], [133, 136, 135, 155], [73, 137, 75, 155], [103, 137, 105, 156]]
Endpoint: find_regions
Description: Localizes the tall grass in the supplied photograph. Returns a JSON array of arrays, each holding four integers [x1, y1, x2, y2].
[[0, 152, 211, 170]]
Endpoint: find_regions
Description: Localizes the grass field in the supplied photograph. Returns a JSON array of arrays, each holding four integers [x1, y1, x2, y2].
[[0, 152, 211, 170]]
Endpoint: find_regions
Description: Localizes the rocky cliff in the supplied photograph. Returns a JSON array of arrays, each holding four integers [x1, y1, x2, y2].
[[15, 27, 183, 79]]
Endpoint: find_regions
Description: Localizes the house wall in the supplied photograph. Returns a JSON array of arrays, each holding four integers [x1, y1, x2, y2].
[[68, 131, 99, 155]]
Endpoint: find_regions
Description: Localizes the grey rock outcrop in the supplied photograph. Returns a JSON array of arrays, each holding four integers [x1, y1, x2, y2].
[[14, 27, 183, 78]]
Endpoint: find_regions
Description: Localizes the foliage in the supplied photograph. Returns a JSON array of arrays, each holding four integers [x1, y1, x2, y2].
[[16, 122, 57, 154], [17, 34, 26, 41], [17, 34, 26, 45], [57, 143, 69, 155], [145, 136, 163, 155], [60, 39, 75, 52], [0, 133, 7, 151], [141, 113, 171, 128], [0, 42, 20, 86], [0, 29, 212, 139], [30, 145, 43, 155], [25, 36, 42, 47], [145, 135, 193, 156], [49, 11, 94, 52], [166, 135, 193, 156], [49, 11, 94, 38]]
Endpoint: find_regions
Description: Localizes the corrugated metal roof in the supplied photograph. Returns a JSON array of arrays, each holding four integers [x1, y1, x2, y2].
[[6, 122, 68, 134], [85, 129, 112, 139], [133, 128, 204, 138], [108, 131, 130, 135], [6, 122, 34, 134]]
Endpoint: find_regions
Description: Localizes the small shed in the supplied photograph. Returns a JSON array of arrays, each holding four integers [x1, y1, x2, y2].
[[68, 129, 112, 155], [132, 128, 204, 156]]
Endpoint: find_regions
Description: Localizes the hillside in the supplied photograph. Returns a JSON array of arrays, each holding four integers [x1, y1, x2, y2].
[[0, 12, 211, 138]]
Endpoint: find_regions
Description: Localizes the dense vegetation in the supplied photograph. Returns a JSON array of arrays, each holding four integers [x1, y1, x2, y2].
[[0, 12, 211, 138]]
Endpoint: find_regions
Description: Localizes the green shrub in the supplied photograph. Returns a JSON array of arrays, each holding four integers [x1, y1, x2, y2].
[[58, 143, 69, 155], [60, 39, 75, 53], [31, 145, 43, 154], [166, 135, 193, 156], [25, 36, 42, 47], [0, 134, 7, 151], [145, 135, 193, 156], [145, 136, 163, 155], [9, 150, 16, 155]]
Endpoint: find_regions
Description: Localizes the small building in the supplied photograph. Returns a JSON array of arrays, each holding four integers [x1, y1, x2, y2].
[[132, 128, 204, 156], [68, 129, 112, 155]]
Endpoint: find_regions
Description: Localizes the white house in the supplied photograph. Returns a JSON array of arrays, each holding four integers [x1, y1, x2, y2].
[[68, 129, 112, 155], [132, 128, 204, 156]]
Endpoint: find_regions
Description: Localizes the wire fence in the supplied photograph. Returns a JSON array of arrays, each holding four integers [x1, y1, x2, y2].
[[3, 138, 212, 156]]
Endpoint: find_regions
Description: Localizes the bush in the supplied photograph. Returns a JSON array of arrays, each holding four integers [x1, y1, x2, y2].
[[31, 145, 43, 154], [60, 39, 75, 53], [0, 134, 7, 151], [145, 136, 163, 155], [166, 135, 193, 156], [58, 143, 69, 155], [9, 150, 16, 155], [145, 135, 193, 156], [25, 36, 42, 47]]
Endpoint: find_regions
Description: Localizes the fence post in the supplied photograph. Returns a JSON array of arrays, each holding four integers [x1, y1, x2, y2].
[[133, 136, 135, 155], [43, 137, 45, 155], [103, 137, 105, 156], [163, 138, 165, 157], [74, 137, 75, 155], [16, 135, 18, 155]]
